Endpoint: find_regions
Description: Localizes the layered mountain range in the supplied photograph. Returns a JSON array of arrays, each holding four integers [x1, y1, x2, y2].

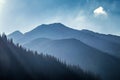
[[8, 23, 120, 80], [0, 34, 99, 80]]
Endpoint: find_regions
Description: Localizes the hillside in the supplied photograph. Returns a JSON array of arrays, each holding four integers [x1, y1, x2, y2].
[[0, 34, 100, 80], [23, 38, 120, 80], [7, 23, 120, 80]]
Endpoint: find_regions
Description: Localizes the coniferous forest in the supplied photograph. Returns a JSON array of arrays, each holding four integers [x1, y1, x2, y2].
[[0, 34, 100, 80]]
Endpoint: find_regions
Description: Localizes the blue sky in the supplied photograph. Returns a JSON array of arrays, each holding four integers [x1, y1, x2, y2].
[[0, 0, 120, 35]]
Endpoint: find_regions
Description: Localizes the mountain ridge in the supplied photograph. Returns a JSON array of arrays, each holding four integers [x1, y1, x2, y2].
[[7, 23, 120, 80], [8, 23, 120, 57]]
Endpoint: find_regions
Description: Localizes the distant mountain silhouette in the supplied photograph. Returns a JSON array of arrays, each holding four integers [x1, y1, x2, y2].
[[8, 23, 120, 80], [8, 31, 23, 42], [23, 38, 120, 80], [0, 34, 100, 80], [81, 29, 120, 44], [8, 23, 120, 57]]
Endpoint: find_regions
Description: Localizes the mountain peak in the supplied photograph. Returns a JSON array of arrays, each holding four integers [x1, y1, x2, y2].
[[38, 23, 66, 28], [49, 23, 65, 26], [8, 30, 23, 42], [32, 23, 68, 32], [10, 30, 23, 35]]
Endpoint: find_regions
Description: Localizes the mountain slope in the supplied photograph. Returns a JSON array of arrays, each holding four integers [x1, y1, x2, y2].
[[8, 31, 23, 43], [0, 34, 100, 80], [81, 29, 120, 44], [23, 38, 120, 80], [16, 23, 76, 44], [8, 23, 120, 57]]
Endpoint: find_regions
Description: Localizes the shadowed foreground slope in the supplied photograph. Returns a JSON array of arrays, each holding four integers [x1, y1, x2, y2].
[[0, 34, 100, 80], [23, 38, 120, 80]]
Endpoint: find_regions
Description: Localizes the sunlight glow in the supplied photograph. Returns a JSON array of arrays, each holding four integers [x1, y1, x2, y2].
[[0, 0, 5, 10]]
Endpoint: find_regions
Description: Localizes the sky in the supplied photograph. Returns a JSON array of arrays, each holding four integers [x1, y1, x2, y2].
[[0, 0, 120, 35]]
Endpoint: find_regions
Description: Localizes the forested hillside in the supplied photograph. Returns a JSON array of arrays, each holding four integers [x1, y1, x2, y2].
[[0, 34, 100, 80]]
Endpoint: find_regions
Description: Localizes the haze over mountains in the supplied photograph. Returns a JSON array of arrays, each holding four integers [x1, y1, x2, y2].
[[8, 31, 24, 42], [0, 34, 100, 80], [8, 23, 120, 80], [8, 23, 120, 57]]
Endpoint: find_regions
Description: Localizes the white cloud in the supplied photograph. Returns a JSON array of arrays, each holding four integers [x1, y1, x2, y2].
[[94, 6, 107, 17]]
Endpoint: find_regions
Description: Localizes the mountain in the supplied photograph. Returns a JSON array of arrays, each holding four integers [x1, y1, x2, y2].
[[0, 34, 100, 80], [15, 23, 76, 44], [8, 31, 23, 43], [23, 38, 120, 80], [81, 29, 120, 44], [8, 23, 120, 57], [7, 23, 120, 80]]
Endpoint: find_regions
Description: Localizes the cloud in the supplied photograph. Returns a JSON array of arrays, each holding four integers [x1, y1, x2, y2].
[[94, 6, 107, 17]]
